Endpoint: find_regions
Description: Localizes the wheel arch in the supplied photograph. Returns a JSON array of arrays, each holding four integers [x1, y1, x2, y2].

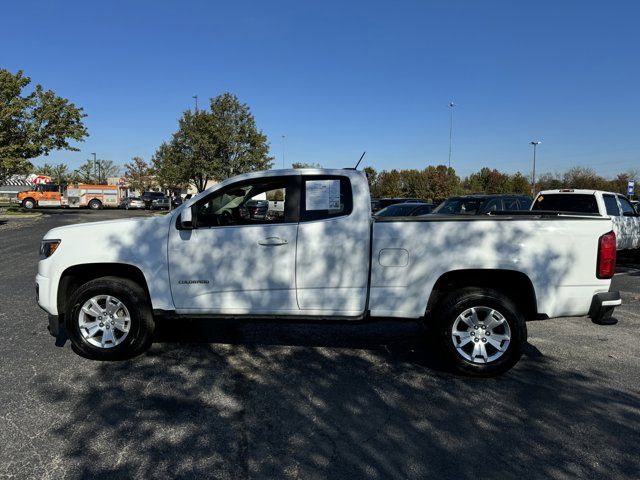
[[426, 269, 539, 321], [58, 263, 151, 316]]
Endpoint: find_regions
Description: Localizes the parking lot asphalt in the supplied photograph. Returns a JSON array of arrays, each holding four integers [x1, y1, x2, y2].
[[1, 209, 639, 480]]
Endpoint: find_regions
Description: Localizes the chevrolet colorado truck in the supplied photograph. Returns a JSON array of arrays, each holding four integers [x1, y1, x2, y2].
[[37, 169, 621, 376]]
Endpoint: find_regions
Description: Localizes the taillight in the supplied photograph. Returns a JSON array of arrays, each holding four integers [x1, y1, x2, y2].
[[597, 231, 616, 279]]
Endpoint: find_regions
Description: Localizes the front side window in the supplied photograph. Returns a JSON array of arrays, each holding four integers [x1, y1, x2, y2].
[[603, 195, 620, 216], [194, 178, 292, 228]]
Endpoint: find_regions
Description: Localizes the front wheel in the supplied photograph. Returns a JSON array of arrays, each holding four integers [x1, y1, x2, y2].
[[435, 287, 527, 377], [66, 277, 155, 360], [22, 198, 36, 209]]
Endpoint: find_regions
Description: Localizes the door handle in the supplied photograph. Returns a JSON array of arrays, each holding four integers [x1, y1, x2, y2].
[[258, 237, 288, 246]]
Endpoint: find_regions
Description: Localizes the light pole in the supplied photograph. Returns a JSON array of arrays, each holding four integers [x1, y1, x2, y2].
[[530, 141, 541, 195], [193, 95, 198, 112], [91, 152, 100, 184], [281, 135, 286, 169], [448, 101, 456, 169]]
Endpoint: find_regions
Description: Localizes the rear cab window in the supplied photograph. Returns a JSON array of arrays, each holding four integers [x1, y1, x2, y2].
[[301, 176, 352, 221], [532, 194, 599, 214]]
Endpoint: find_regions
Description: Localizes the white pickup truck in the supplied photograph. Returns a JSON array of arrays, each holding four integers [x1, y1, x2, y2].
[[532, 189, 640, 254], [37, 169, 621, 376]]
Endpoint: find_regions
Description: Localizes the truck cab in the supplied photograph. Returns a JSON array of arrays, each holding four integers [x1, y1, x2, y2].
[[17, 184, 62, 209]]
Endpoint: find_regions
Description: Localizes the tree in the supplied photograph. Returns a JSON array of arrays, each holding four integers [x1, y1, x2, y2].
[[124, 156, 153, 193], [536, 172, 563, 191], [152, 142, 189, 191], [464, 167, 511, 194], [425, 165, 459, 200], [74, 161, 98, 184], [292, 162, 322, 169], [0, 69, 88, 183], [71, 159, 119, 184], [94, 159, 120, 184], [375, 169, 404, 197], [562, 166, 607, 190], [363, 166, 378, 195], [35, 162, 69, 186], [508, 172, 531, 195], [154, 92, 273, 192]]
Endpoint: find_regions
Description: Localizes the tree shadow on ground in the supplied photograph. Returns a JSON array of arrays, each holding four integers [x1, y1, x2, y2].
[[37, 318, 640, 480]]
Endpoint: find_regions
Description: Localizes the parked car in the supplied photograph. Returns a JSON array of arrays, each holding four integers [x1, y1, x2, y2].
[[375, 202, 435, 217], [150, 196, 170, 210], [118, 197, 145, 210], [140, 191, 166, 209], [431, 195, 531, 215], [39, 169, 620, 376], [532, 189, 640, 253], [371, 197, 425, 212]]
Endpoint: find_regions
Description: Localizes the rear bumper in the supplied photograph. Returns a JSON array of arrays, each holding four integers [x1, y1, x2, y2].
[[588, 291, 621, 323]]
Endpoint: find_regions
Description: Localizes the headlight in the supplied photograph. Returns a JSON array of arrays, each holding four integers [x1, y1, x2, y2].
[[40, 239, 61, 258]]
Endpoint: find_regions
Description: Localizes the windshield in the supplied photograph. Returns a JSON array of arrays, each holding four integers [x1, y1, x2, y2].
[[433, 198, 483, 215], [531, 194, 599, 213]]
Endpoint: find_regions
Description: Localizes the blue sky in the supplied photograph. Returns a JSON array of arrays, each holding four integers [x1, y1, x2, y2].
[[2, 0, 639, 178]]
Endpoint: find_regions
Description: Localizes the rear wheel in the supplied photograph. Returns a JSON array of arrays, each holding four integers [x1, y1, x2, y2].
[[22, 198, 36, 209], [66, 277, 155, 360], [88, 199, 102, 210], [434, 287, 527, 377]]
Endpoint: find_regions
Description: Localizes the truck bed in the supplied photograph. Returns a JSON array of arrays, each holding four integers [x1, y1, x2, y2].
[[370, 214, 613, 319]]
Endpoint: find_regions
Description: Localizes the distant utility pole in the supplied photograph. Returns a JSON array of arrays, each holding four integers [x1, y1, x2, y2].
[[282, 135, 286, 169], [448, 101, 456, 169], [193, 95, 198, 112], [530, 141, 542, 195]]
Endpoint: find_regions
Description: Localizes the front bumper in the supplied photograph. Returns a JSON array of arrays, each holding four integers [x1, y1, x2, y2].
[[588, 291, 621, 324]]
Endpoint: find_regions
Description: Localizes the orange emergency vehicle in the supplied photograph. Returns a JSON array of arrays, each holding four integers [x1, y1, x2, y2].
[[18, 177, 120, 210]]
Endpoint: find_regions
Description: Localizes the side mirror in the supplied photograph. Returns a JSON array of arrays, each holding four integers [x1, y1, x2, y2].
[[180, 207, 194, 229]]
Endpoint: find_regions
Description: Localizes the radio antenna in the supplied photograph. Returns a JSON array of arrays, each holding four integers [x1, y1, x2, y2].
[[354, 151, 366, 169]]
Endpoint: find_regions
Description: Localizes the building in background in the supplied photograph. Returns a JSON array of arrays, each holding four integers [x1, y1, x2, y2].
[[0, 177, 32, 206]]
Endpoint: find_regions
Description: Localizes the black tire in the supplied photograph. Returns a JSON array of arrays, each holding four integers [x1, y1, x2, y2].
[[66, 276, 155, 360], [88, 199, 102, 210], [22, 198, 36, 209], [434, 287, 527, 377]]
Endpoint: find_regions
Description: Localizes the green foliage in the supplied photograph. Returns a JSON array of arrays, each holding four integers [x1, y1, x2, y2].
[[368, 163, 637, 201], [152, 142, 188, 190], [292, 162, 322, 169], [35, 162, 69, 186], [369, 165, 460, 201], [0, 69, 88, 183], [153, 92, 273, 192], [124, 156, 153, 192], [70, 159, 119, 184], [363, 166, 377, 193]]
